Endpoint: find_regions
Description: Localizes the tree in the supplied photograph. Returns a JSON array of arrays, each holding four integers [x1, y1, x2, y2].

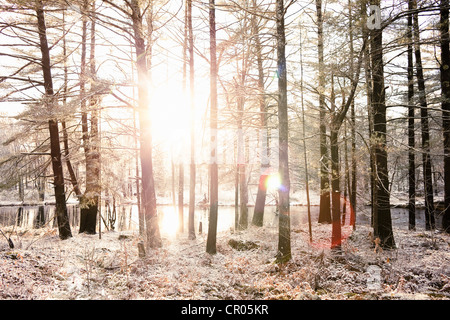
[[407, 0, 416, 231], [251, 0, 269, 228], [206, 0, 219, 255], [369, 0, 395, 248], [187, 0, 196, 240], [412, 0, 436, 231], [275, 0, 291, 263], [79, 0, 101, 235], [36, 0, 72, 240], [129, 0, 161, 249], [440, 0, 450, 233], [316, 0, 331, 224]]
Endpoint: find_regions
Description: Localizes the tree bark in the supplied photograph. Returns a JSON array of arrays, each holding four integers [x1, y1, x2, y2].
[[275, 0, 291, 263], [440, 0, 450, 233], [408, 0, 416, 231], [316, 0, 331, 224], [349, 0, 357, 229], [251, 0, 268, 227], [130, 0, 161, 249], [412, 0, 436, 230], [187, 0, 196, 240], [36, 0, 72, 240], [79, 0, 100, 235], [206, 0, 219, 254], [369, 0, 395, 248]]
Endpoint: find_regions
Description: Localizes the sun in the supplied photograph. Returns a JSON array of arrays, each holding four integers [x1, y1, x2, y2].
[[159, 206, 179, 238], [148, 81, 190, 156], [266, 173, 281, 191]]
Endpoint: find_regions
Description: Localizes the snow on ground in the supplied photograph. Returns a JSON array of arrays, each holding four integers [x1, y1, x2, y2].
[[0, 221, 449, 300]]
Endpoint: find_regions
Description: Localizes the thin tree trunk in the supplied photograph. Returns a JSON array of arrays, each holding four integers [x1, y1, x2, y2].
[[349, 0, 357, 228], [275, 0, 291, 263], [299, 29, 312, 242], [408, 0, 416, 231], [329, 77, 341, 250], [187, 0, 196, 240], [206, 0, 219, 255], [251, 0, 268, 227], [238, 80, 248, 230], [316, 0, 331, 224], [36, 0, 72, 240], [61, 9, 81, 199], [79, 0, 100, 234], [361, 0, 376, 227], [178, 0, 188, 235], [412, 0, 436, 230]]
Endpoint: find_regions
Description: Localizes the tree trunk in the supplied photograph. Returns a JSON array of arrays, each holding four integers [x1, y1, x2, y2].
[[36, 0, 72, 240], [349, 0, 357, 228], [329, 78, 341, 250], [408, 0, 416, 231], [413, 1, 436, 230], [440, 0, 450, 233], [369, 1, 395, 248], [316, 0, 331, 224], [275, 0, 291, 263], [187, 0, 196, 240], [361, 0, 376, 227], [130, 0, 161, 249], [300, 28, 313, 242], [238, 82, 248, 230], [206, 0, 219, 254], [80, 0, 100, 234], [251, 1, 268, 227]]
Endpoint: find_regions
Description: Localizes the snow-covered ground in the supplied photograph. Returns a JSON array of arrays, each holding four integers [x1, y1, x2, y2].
[[1, 219, 449, 300]]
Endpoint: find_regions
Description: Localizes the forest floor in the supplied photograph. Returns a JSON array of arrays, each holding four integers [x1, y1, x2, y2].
[[0, 220, 449, 300]]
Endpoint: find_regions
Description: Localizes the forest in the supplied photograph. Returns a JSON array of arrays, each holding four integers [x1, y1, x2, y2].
[[0, 0, 449, 301]]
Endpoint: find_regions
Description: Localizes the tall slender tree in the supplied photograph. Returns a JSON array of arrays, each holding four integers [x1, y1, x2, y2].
[[251, 0, 269, 228], [129, 0, 161, 249], [316, 0, 331, 224], [369, 0, 395, 248], [187, 0, 196, 240], [36, 0, 72, 240], [275, 0, 291, 263], [79, 0, 100, 234], [440, 0, 450, 233], [206, 0, 219, 254], [412, 0, 435, 231], [407, 0, 416, 231]]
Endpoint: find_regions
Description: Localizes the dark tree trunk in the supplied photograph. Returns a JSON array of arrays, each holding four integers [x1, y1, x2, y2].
[[275, 0, 291, 263], [413, 1, 436, 230], [79, 0, 99, 235], [440, 0, 450, 233], [206, 0, 219, 255], [348, 0, 357, 228], [408, 0, 416, 231], [329, 79, 341, 250], [316, 0, 331, 224], [36, 1, 72, 240], [369, 2, 395, 248]]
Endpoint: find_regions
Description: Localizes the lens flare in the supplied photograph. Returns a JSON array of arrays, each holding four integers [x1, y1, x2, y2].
[[159, 207, 179, 238], [266, 173, 282, 191]]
